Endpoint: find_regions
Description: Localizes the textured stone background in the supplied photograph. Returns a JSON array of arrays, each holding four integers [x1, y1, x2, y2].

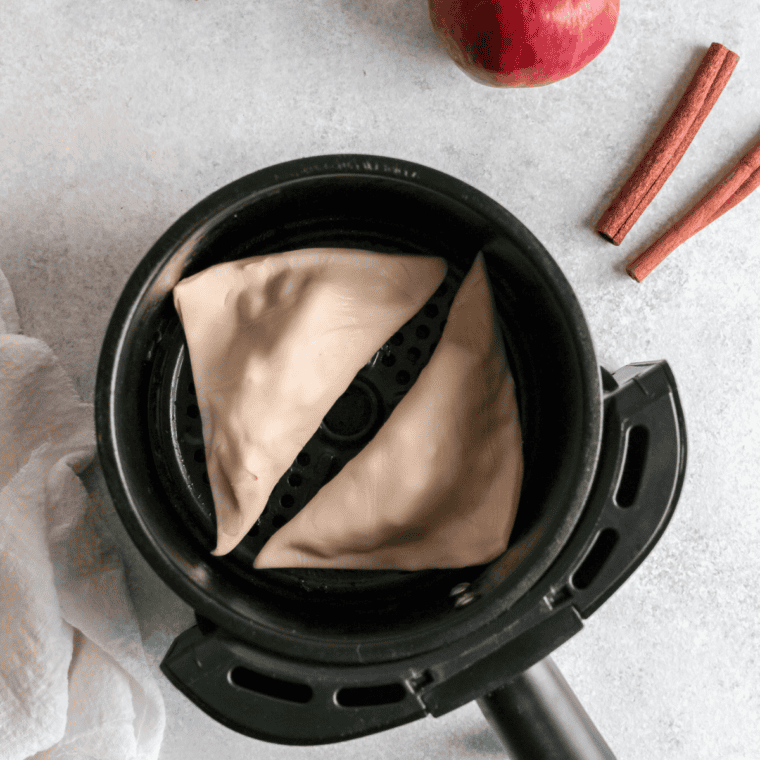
[[2, 1, 759, 758]]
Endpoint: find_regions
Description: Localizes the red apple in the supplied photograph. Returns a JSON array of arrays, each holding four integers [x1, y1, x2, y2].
[[428, 0, 620, 88]]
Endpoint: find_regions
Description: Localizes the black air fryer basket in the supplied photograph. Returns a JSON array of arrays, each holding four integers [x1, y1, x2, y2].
[[95, 154, 687, 759]]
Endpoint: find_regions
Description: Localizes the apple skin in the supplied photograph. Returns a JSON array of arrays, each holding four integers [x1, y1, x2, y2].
[[428, 0, 620, 88]]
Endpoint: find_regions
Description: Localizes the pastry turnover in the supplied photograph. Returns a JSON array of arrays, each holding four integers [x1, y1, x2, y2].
[[254, 252, 523, 570], [173, 248, 448, 556]]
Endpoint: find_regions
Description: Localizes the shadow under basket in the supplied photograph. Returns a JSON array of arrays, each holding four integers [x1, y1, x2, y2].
[[95, 154, 686, 756]]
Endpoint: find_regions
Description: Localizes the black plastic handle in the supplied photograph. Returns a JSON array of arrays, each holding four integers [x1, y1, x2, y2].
[[478, 656, 617, 760]]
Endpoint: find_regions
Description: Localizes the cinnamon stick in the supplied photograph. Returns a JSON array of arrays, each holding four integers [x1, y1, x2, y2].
[[597, 43, 740, 245], [704, 163, 760, 228], [626, 139, 760, 282]]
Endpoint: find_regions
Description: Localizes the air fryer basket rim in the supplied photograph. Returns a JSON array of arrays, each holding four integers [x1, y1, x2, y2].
[[95, 153, 603, 665]]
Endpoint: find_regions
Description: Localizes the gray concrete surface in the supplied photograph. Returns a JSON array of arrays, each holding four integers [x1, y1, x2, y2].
[[2, 1, 759, 759]]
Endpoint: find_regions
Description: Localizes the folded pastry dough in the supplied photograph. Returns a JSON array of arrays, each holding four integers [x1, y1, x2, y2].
[[173, 248, 447, 556], [254, 252, 523, 570]]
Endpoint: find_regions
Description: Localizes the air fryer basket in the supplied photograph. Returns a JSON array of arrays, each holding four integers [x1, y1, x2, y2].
[[95, 154, 687, 757]]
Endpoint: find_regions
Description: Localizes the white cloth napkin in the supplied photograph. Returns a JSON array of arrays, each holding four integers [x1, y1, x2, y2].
[[0, 266, 165, 760]]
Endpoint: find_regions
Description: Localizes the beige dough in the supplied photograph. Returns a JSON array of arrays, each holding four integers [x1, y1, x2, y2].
[[173, 248, 447, 556], [254, 252, 523, 570]]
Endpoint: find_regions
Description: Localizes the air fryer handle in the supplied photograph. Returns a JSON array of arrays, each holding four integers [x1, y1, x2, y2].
[[478, 656, 617, 760]]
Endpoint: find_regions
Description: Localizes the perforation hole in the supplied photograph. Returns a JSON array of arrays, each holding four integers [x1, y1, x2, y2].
[[296, 452, 311, 466], [415, 325, 430, 339], [572, 528, 619, 590], [280, 494, 295, 508], [423, 303, 439, 318], [187, 404, 200, 419], [381, 353, 396, 367], [407, 347, 421, 363], [616, 425, 649, 507], [336, 683, 407, 707], [230, 667, 313, 704]]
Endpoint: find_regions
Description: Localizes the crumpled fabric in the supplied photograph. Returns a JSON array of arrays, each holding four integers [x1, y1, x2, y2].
[[0, 265, 165, 760]]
